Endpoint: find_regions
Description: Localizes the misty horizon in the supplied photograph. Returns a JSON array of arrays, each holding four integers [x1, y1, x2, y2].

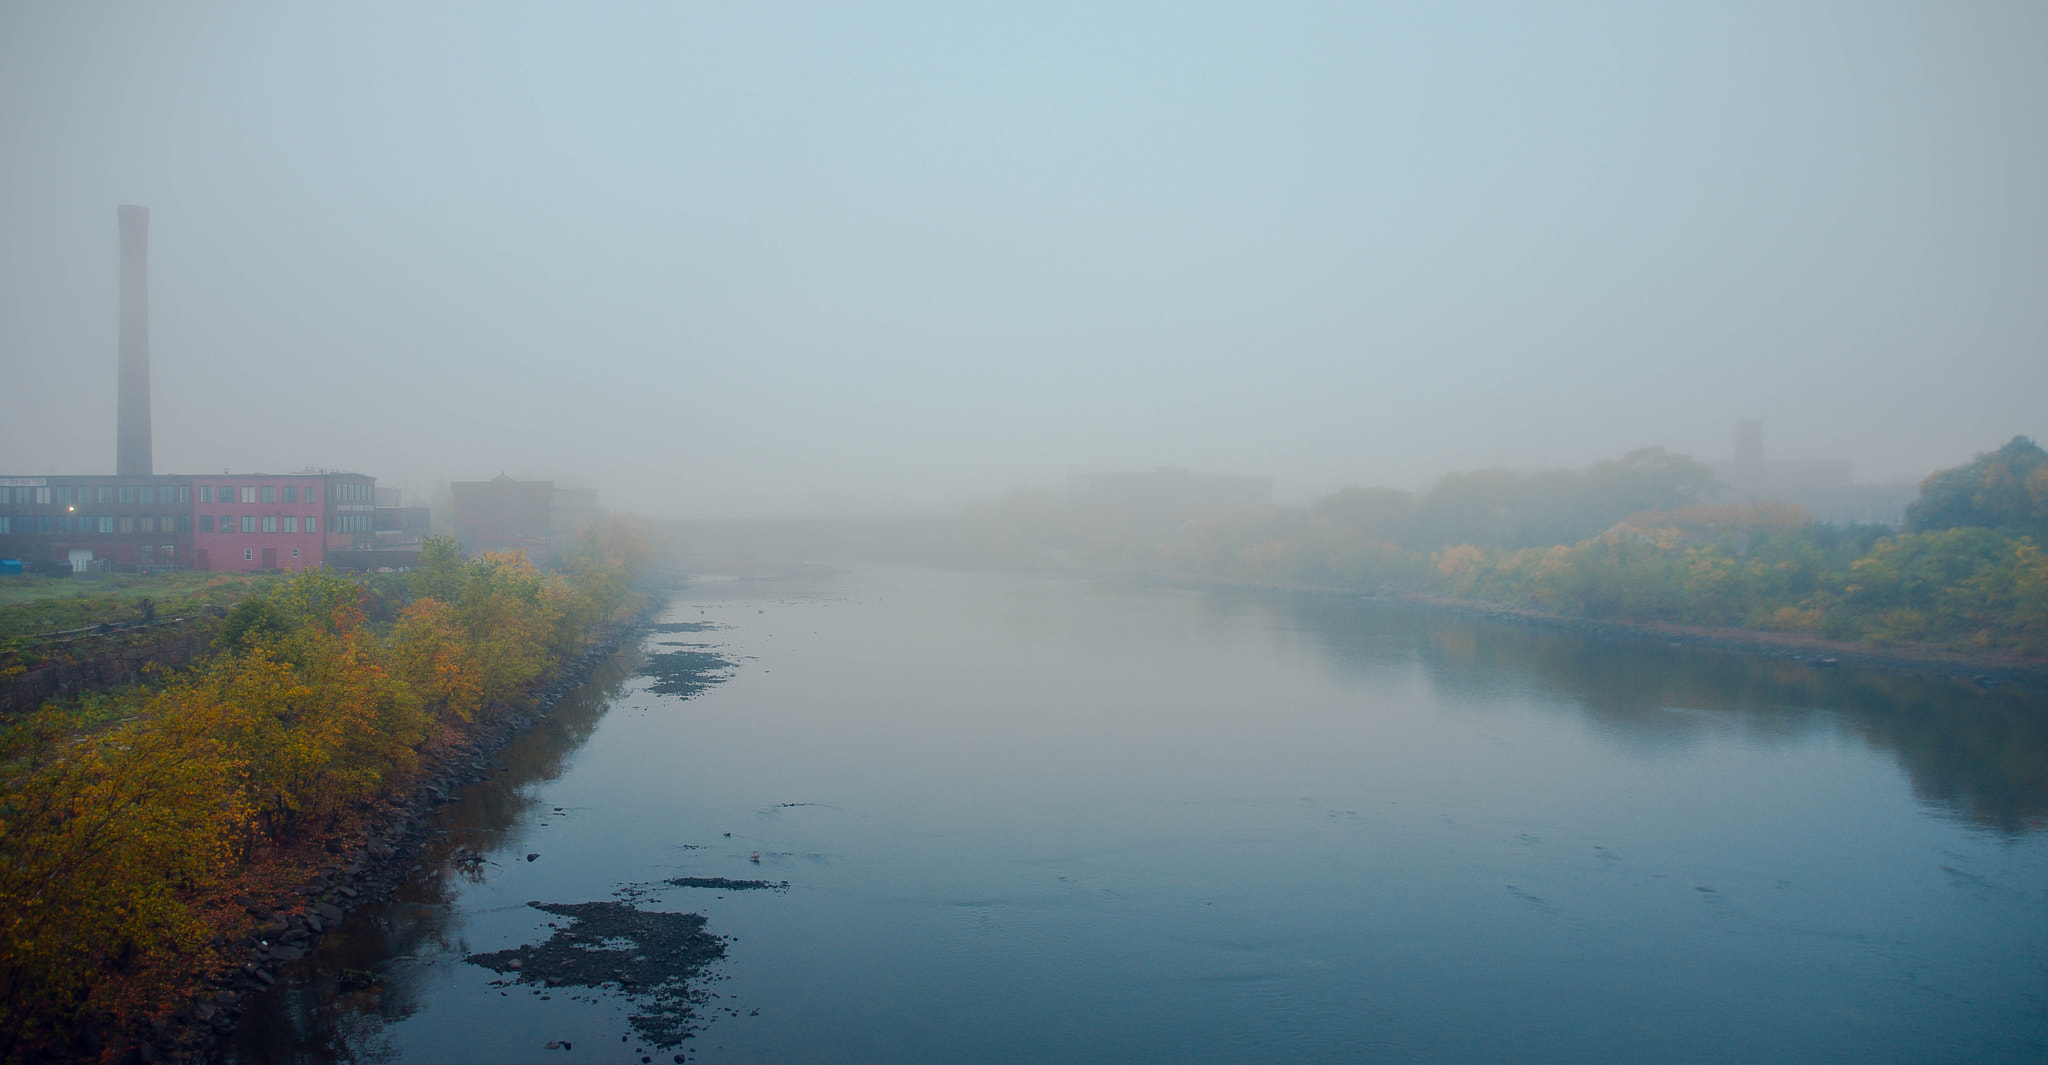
[[3, 3, 2043, 518]]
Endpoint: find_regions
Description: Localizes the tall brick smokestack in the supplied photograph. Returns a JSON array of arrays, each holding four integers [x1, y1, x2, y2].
[[116, 204, 152, 476]]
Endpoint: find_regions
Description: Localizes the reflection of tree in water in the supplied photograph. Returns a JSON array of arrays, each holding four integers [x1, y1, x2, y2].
[[1837, 673, 2048, 833], [1240, 591, 2048, 835], [225, 648, 647, 1064], [223, 889, 455, 1064]]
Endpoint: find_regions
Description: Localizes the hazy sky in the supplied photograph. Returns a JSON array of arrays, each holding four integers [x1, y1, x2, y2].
[[3, 2, 2043, 514]]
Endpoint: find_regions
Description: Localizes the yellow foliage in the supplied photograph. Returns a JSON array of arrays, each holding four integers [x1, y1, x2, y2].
[[1436, 543, 1484, 578], [393, 597, 484, 723], [0, 525, 656, 1042], [0, 704, 243, 1036]]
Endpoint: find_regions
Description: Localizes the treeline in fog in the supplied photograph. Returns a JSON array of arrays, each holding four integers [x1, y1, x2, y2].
[[954, 438, 2048, 656]]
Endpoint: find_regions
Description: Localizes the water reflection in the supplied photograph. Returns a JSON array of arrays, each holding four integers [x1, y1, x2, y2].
[[1237, 590, 2048, 833], [226, 647, 647, 1064], [225, 570, 2048, 1065]]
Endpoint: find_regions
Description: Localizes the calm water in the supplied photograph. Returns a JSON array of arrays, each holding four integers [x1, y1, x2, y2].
[[228, 566, 2048, 1064]]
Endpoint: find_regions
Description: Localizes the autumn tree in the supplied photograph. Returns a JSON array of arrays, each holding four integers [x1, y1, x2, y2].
[[0, 520, 664, 1046], [1906, 436, 2048, 538], [0, 704, 242, 1042]]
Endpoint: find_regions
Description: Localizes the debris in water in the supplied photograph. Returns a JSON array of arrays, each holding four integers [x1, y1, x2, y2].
[[667, 877, 787, 892]]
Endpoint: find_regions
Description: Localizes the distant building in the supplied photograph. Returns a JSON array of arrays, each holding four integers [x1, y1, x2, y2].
[[0, 470, 427, 573], [372, 505, 431, 547], [1710, 420, 1919, 526], [324, 475, 431, 572], [0, 210, 430, 574], [0, 475, 195, 572], [1067, 467, 1273, 525], [195, 474, 339, 572], [448, 475, 601, 567]]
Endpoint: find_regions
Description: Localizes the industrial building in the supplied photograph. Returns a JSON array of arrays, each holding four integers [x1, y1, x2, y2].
[[1710, 419, 1921, 526], [0, 207, 427, 573], [0, 471, 391, 573], [448, 476, 601, 568]]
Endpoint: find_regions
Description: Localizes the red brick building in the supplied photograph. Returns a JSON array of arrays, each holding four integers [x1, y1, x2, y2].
[[1, 471, 394, 574], [193, 474, 321, 572]]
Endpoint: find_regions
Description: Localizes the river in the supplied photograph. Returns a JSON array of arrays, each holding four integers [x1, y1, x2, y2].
[[225, 565, 2048, 1064]]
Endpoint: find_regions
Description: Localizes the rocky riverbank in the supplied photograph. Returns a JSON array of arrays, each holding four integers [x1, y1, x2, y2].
[[82, 591, 671, 1065]]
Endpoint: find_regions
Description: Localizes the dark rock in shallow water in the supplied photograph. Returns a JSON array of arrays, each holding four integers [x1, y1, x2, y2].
[[466, 901, 727, 1048], [639, 650, 737, 699], [666, 876, 787, 892]]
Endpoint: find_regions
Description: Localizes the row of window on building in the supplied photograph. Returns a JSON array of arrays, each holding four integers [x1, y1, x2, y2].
[[0, 513, 339, 535], [3, 485, 197, 505], [198, 485, 318, 504], [196, 515, 318, 534], [0, 485, 338, 507], [0, 515, 188, 534]]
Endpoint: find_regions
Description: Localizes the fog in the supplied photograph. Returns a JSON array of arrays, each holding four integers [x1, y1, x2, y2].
[[2, 2, 2044, 516]]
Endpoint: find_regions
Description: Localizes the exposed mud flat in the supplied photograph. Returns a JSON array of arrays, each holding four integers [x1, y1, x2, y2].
[[467, 901, 729, 1048], [640, 648, 738, 698], [651, 622, 724, 634]]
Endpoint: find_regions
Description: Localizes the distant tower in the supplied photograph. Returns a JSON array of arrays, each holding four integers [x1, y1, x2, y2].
[[1733, 418, 1763, 491], [116, 205, 153, 476]]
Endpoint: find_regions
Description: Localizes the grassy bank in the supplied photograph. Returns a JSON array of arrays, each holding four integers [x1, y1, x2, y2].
[[0, 572, 269, 652]]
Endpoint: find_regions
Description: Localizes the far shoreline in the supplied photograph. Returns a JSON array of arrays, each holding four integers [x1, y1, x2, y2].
[[1120, 570, 2048, 692]]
